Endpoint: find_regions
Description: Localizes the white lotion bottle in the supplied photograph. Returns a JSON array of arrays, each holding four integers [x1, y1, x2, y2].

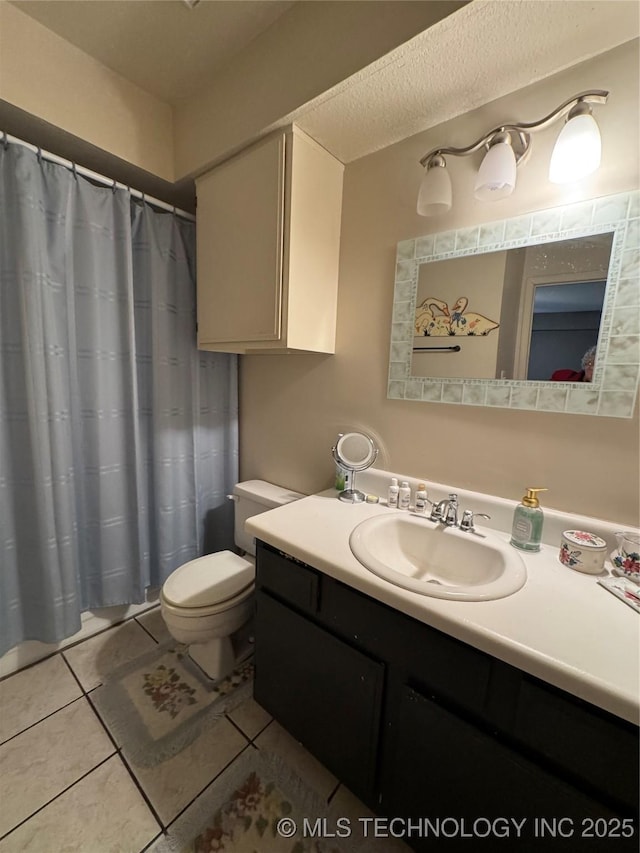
[[398, 481, 411, 511], [388, 478, 399, 508], [415, 483, 428, 515]]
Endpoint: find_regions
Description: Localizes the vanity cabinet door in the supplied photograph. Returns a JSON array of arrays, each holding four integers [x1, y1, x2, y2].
[[513, 677, 639, 815], [381, 685, 628, 853], [255, 591, 384, 803]]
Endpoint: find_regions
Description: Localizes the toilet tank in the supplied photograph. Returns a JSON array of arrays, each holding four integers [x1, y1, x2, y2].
[[232, 480, 304, 555]]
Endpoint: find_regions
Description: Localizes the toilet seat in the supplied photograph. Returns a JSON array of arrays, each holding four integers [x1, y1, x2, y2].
[[161, 583, 254, 620], [162, 550, 254, 609]]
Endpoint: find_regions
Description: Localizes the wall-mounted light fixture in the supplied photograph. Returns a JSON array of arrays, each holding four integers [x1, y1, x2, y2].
[[417, 91, 608, 217]]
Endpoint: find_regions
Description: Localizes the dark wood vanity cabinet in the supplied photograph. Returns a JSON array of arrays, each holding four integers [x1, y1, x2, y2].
[[255, 592, 383, 797], [254, 541, 639, 851]]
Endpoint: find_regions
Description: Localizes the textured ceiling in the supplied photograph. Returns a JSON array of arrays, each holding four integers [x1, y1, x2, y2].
[[288, 0, 640, 163]]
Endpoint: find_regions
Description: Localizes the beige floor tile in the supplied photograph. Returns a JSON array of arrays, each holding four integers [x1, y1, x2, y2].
[[226, 695, 272, 739], [329, 785, 411, 851], [0, 654, 81, 744], [0, 697, 115, 838], [63, 619, 157, 691], [254, 720, 338, 802], [127, 715, 249, 826], [0, 755, 160, 853], [330, 783, 375, 822], [135, 606, 172, 644]]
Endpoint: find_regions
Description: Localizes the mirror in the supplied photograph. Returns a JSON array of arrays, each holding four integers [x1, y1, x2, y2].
[[332, 432, 378, 503], [411, 233, 613, 381], [389, 191, 639, 418]]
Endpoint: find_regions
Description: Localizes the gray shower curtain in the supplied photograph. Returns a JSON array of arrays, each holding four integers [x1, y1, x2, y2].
[[0, 143, 238, 656]]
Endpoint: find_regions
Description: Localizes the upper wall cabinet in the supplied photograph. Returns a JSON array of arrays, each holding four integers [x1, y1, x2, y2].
[[196, 127, 344, 354]]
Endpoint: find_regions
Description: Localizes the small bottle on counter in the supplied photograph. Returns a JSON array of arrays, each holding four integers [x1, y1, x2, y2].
[[510, 487, 547, 552], [387, 477, 399, 508], [398, 481, 411, 511], [414, 483, 428, 515], [334, 433, 349, 491], [335, 463, 350, 492]]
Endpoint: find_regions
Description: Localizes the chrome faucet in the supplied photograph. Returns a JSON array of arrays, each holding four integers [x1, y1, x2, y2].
[[426, 492, 491, 532], [430, 493, 459, 527]]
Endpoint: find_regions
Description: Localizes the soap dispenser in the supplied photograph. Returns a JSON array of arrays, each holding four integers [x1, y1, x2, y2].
[[510, 488, 547, 552]]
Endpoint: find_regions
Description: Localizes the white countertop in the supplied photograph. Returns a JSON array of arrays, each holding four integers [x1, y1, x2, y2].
[[247, 474, 640, 725]]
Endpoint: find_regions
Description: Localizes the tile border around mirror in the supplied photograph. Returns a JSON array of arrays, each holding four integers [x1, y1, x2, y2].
[[388, 191, 639, 418]]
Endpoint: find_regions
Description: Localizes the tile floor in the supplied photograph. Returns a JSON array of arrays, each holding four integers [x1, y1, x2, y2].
[[0, 608, 383, 852]]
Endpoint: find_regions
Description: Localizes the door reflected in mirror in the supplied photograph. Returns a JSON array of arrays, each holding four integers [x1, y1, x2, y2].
[[411, 232, 613, 381], [528, 278, 605, 381]]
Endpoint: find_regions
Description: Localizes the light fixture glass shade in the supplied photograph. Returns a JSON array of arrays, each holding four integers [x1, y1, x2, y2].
[[549, 112, 601, 184], [474, 141, 517, 201], [417, 163, 452, 216]]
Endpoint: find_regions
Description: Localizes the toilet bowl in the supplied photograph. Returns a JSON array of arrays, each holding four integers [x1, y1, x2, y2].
[[160, 480, 302, 681], [161, 550, 255, 680]]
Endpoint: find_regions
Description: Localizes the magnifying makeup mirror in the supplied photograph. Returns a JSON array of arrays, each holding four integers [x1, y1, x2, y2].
[[332, 432, 378, 503]]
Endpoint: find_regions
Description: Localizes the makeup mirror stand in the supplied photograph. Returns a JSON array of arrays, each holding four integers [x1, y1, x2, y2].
[[332, 432, 379, 503]]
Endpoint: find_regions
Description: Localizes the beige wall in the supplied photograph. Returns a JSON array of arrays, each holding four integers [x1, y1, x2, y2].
[[240, 40, 640, 526], [0, 1, 464, 185], [0, 1, 174, 181]]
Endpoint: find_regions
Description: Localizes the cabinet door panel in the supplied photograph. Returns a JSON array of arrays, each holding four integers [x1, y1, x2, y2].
[[514, 678, 639, 813], [382, 685, 627, 853], [196, 134, 284, 344], [255, 591, 383, 800]]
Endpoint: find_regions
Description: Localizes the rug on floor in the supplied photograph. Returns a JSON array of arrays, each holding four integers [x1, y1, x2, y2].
[[92, 642, 254, 767], [150, 747, 398, 853]]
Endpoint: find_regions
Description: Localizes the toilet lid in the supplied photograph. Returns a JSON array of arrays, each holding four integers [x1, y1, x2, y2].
[[163, 551, 254, 608]]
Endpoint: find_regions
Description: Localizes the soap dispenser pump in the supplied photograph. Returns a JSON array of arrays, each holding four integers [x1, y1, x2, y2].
[[510, 487, 547, 552]]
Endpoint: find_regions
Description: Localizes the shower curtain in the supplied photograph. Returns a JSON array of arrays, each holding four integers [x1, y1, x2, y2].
[[0, 143, 238, 656]]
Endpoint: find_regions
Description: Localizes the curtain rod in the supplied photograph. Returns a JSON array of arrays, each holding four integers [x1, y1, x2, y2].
[[1, 131, 195, 222]]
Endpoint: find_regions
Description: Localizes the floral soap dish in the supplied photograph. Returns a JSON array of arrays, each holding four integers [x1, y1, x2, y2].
[[559, 530, 608, 575]]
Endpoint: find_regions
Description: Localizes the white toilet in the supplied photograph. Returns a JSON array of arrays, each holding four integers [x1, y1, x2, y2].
[[160, 480, 302, 680]]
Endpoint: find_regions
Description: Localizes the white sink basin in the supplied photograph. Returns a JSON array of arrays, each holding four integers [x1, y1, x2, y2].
[[349, 513, 527, 601]]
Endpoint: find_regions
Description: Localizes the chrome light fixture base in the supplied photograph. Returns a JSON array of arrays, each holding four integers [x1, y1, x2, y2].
[[417, 91, 608, 216]]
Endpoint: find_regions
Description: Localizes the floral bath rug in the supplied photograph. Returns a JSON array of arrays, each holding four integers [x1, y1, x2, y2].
[[148, 747, 399, 853], [92, 643, 254, 767]]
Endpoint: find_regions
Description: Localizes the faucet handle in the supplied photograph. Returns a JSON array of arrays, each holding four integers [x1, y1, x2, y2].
[[444, 499, 459, 526], [430, 502, 445, 521], [459, 510, 491, 532]]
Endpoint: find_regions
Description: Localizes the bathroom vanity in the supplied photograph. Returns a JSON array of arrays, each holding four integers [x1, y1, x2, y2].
[[248, 476, 639, 851]]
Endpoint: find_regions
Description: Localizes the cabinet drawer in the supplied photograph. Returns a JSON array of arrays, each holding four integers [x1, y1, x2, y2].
[[322, 578, 491, 715], [256, 541, 319, 614], [514, 678, 639, 813]]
